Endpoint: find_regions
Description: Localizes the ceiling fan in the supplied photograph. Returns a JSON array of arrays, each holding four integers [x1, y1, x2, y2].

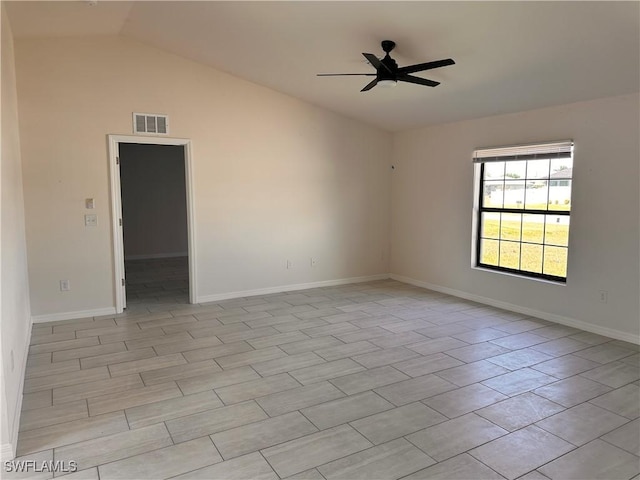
[[317, 40, 455, 92]]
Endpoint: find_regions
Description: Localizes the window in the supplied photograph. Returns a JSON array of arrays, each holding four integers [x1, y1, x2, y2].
[[473, 141, 574, 282]]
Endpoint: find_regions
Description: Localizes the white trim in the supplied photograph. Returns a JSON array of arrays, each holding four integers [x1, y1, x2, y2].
[[390, 274, 640, 345], [470, 162, 481, 268], [184, 141, 198, 304], [472, 266, 566, 287], [197, 274, 390, 304], [125, 252, 188, 260], [2, 319, 32, 461], [32, 307, 117, 324], [108, 135, 126, 310], [1, 443, 15, 462], [107, 135, 197, 313]]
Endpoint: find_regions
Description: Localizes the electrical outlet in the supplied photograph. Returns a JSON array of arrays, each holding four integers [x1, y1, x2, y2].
[[84, 214, 98, 227], [310, 258, 317, 267], [60, 279, 70, 291], [286, 260, 293, 269], [599, 290, 608, 303]]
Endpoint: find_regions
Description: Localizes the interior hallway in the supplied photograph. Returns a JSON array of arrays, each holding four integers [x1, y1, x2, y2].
[[124, 257, 190, 308]]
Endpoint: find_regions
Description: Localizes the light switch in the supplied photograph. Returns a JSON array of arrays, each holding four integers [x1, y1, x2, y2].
[[85, 198, 95, 209], [85, 214, 98, 227]]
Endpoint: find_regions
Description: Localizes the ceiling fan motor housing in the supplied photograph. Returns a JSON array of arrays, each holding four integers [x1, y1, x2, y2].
[[379, 55, 398, 81]]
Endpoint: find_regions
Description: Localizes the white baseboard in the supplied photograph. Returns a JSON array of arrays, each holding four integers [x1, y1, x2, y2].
[[1, 443, 15, 462], [125, 252, 188, 260], [32, 307, 117, 324], [197, 274, 390, 304], [391, 274, 640, 345], [33, 275, 390, 323]]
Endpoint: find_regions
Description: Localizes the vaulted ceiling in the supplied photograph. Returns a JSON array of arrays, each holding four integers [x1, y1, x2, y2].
[[6, 1, 639, 131]]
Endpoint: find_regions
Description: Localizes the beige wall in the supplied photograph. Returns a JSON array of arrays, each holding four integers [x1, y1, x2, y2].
[[120, 144, 188, 259], [391, 93, 639, 340], [15, 36, 392, 317], [1, 4, 31, 457], [11, 29, 639, 339]]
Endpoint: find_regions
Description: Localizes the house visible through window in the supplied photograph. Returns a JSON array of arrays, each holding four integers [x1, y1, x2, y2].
[[473, 141, 574, 282]]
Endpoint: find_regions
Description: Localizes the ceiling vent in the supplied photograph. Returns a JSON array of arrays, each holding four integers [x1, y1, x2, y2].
[[133, 113, 168, 135]]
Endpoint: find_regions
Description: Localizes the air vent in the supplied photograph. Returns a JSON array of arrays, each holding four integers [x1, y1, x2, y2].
[[133, 113, 168, 135]]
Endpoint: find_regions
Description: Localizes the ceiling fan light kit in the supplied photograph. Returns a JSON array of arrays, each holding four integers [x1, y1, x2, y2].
[[318, 40, 455, 92]]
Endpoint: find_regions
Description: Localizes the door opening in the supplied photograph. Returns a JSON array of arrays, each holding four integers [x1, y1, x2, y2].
[[108, 135, 197, 313]]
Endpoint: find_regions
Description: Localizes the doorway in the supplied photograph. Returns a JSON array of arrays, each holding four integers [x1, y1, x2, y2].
[[108, 135, 197, 312]]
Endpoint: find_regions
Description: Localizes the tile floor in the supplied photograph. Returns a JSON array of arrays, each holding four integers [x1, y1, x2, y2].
[[8, 258, 640, 479]]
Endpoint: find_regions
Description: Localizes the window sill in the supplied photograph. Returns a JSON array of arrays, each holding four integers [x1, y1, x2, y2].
[[472, 265, 567, 286]]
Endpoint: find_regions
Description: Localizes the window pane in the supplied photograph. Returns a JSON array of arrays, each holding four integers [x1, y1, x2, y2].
[[503, 181, 525, 208], [484, 162, 505, 180], [543, 246, 568, 278], [481, 212, 500, 239], [521, 244, 543, 274], [545, 215, 570, 246], [522, 214, 545, 243], [480, 239, 499, 266], [483, 181, 504, 208], [550, 158, 573, 175], [500, 213, 521, 241], [499, 241, 520, 269], [548, 179, 572, 211], [505, 160, 526, 179], [524, 181, 548, 210], [526, 159, 550, 179]]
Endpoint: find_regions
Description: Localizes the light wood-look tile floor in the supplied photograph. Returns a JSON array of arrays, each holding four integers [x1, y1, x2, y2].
[[9, 258, 640, 479]]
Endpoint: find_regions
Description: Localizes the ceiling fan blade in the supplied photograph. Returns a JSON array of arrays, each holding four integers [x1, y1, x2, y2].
[[362, 53, 392, 73], [398, 74, 440, 87], [397, 58, 455, 75], [360, 78, 378, 92], [317, 73, 376, 76]]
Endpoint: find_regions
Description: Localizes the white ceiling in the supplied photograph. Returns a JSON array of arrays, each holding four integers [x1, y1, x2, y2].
[[6, 1, 640, 131]]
